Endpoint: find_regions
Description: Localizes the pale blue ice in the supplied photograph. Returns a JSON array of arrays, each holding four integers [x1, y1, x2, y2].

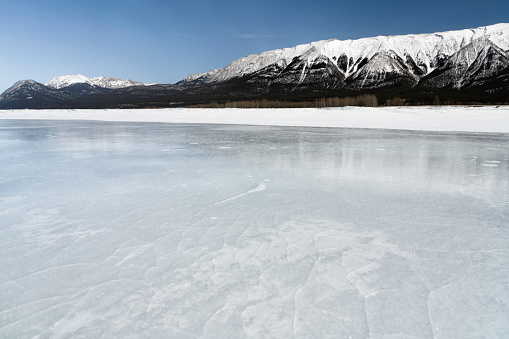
[[1, 120, 508, 338]]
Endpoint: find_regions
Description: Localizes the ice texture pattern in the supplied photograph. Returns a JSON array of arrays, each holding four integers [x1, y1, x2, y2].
[[0, 120, 508, 338]]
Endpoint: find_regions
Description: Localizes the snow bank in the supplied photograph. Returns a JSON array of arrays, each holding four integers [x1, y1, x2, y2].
[[1, 106, 509, 133]]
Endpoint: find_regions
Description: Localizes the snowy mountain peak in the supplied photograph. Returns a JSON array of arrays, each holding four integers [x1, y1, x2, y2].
[[179, 23, 509, 87], [45, 75, 90, 89], [45, 75, 146, 89]]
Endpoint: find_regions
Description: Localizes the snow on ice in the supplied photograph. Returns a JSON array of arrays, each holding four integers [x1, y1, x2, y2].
[[1, 105, 509, 133]]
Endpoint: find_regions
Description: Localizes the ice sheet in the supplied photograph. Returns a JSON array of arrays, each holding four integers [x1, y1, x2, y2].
[[1, 120, 508, 338]]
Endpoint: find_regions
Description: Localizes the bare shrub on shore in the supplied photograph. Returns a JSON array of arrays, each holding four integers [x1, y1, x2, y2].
[[187, 94, 379, 108]]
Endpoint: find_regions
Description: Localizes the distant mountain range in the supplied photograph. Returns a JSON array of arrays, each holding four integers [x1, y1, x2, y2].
[[1, 23, 508, 109], [44, 75, 147, 89]]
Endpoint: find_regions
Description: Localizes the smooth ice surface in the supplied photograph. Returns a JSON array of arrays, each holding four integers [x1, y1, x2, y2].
[[1, 120, 508, 338]]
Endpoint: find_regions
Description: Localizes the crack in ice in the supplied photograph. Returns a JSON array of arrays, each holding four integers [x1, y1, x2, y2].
[[215, 180, 268, 205]]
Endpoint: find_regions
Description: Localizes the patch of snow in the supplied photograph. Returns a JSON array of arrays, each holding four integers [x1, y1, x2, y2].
[[1, 106, 509, 133]]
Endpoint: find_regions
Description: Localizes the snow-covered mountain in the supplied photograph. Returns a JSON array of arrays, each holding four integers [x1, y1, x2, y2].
[[45, 74, 147, 89], [0, 75, 151, 109], [178, 23, 509, 90]]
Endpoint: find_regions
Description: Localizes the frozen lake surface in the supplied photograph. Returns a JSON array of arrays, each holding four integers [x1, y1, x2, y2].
[[1, 119, 508, 338]]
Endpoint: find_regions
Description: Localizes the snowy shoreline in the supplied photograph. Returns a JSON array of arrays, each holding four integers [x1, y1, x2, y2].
[[1, 106, 509, 133]]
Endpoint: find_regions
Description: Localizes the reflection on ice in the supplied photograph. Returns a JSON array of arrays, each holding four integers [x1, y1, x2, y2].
[[0, 120, 508, 338]]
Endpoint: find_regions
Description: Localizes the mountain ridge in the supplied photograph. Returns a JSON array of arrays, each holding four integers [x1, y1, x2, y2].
[[44, 74, 148, 89], [177, 23, 509, 88]]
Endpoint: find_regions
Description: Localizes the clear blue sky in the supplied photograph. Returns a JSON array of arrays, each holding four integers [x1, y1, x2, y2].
[[1, 0, 508, 92]]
